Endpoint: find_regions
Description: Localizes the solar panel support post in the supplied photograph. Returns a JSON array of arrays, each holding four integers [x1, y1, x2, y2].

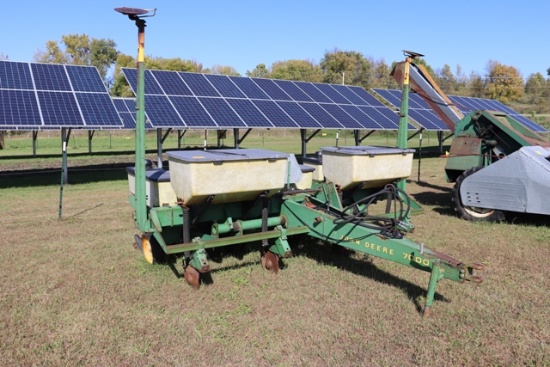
[[178, 130, 187, 149], [353, 130, 375, 145], [233, 128, 240, 149], [300, 129, 321, 159], [235, 128, 252, 148], [437, 131, 443, 154], [88, 130, 95, 155], [61, 128, 71, 185], [156, 128, 163, 169], [32, 131, 38, 158]]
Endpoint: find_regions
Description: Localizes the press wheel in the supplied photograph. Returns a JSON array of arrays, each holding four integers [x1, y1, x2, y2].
[[184, 265, 201, 289], [261, 251, 280, 274]]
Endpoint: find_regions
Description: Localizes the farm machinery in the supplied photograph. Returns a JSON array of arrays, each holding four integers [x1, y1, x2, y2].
[[118, 9, 483, 316], [393, 51, 550, 221], [127, 145, 484, 316]]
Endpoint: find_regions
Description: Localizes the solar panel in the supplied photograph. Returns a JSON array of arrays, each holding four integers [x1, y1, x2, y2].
[[448, 95, 547, 133], [225, 99, 274, 128], [0, 61, 122, 130], [228, 76, 270, 99], [121, 68, 404, 131], [152, 70, 192, 96], [179, 73, 220, 97], [112, 97, 153, 129], [373, 88, 450, 131], [204, 74, 246, 98], [252, 100, 298, 128], [298, 103, 343, 129], [276, 101, 321, 128], [251, 78, 293, 101], [66, 65, 108, 92], [0, 90, 41, 128], [169, 96, 215, 128], [272, 80, 313, 102], [198, 97, 246, 127], [313, 84, 351, 104]]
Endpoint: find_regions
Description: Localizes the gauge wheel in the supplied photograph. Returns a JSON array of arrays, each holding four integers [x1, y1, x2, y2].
[[452, 167, 505, 222], [141, 234, 167, 264]]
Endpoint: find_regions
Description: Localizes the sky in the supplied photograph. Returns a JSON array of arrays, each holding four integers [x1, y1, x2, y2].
[[1, 0, 549, 80]]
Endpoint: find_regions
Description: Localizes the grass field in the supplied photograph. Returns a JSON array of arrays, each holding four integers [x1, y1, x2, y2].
[[1, 133, 549, 366]]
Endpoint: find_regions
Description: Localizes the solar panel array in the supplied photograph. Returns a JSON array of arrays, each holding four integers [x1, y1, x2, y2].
[[122, 68, 410, 130], [373, 88, 547, 133], [0, 61, 123, 130], [448, 95, 547, 133], [112, 97, 153, 130], [372, 89, 450, 131]]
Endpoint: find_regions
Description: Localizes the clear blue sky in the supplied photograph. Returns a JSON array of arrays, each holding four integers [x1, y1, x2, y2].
[[2, 0, 548, 79]]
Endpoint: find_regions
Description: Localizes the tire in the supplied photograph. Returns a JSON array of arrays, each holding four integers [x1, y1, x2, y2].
[[451, 167, 505, 222]]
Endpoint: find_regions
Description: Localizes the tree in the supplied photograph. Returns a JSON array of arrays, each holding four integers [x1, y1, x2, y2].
[[524, 72, 549, 112], [467, 71, 485, 97], [246, 64, 270, 78], [320, 49, 372, 88], [485, 61, 524, 103], [369, 58, 397, 89], [205, 65, 240, 76], [435, 64, 457, 94], [269, 60, 322, 82], [34, 34, 119, 81], [0, 53, 8, 61]]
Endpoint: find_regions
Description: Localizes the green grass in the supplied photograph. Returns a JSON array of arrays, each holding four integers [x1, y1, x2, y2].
[[1, 136, 549, 366]]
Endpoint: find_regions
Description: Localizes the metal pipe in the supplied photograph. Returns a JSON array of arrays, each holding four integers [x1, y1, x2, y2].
[[134, 17, 148, 231], [213, 216, 284, 235]]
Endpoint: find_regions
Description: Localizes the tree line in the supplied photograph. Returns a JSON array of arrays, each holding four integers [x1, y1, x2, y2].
[[6, 34, 550, 115]]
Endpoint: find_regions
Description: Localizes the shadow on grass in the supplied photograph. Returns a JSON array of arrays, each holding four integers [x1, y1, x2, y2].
[[291, 235, 449, 314], [0, 164, 129, 188], [155, 234, 451, 314]]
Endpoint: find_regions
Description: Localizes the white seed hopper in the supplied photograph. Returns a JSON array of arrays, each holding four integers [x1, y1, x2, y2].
[[321, 146, 415, 190], [167, 149, 291, 205]]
